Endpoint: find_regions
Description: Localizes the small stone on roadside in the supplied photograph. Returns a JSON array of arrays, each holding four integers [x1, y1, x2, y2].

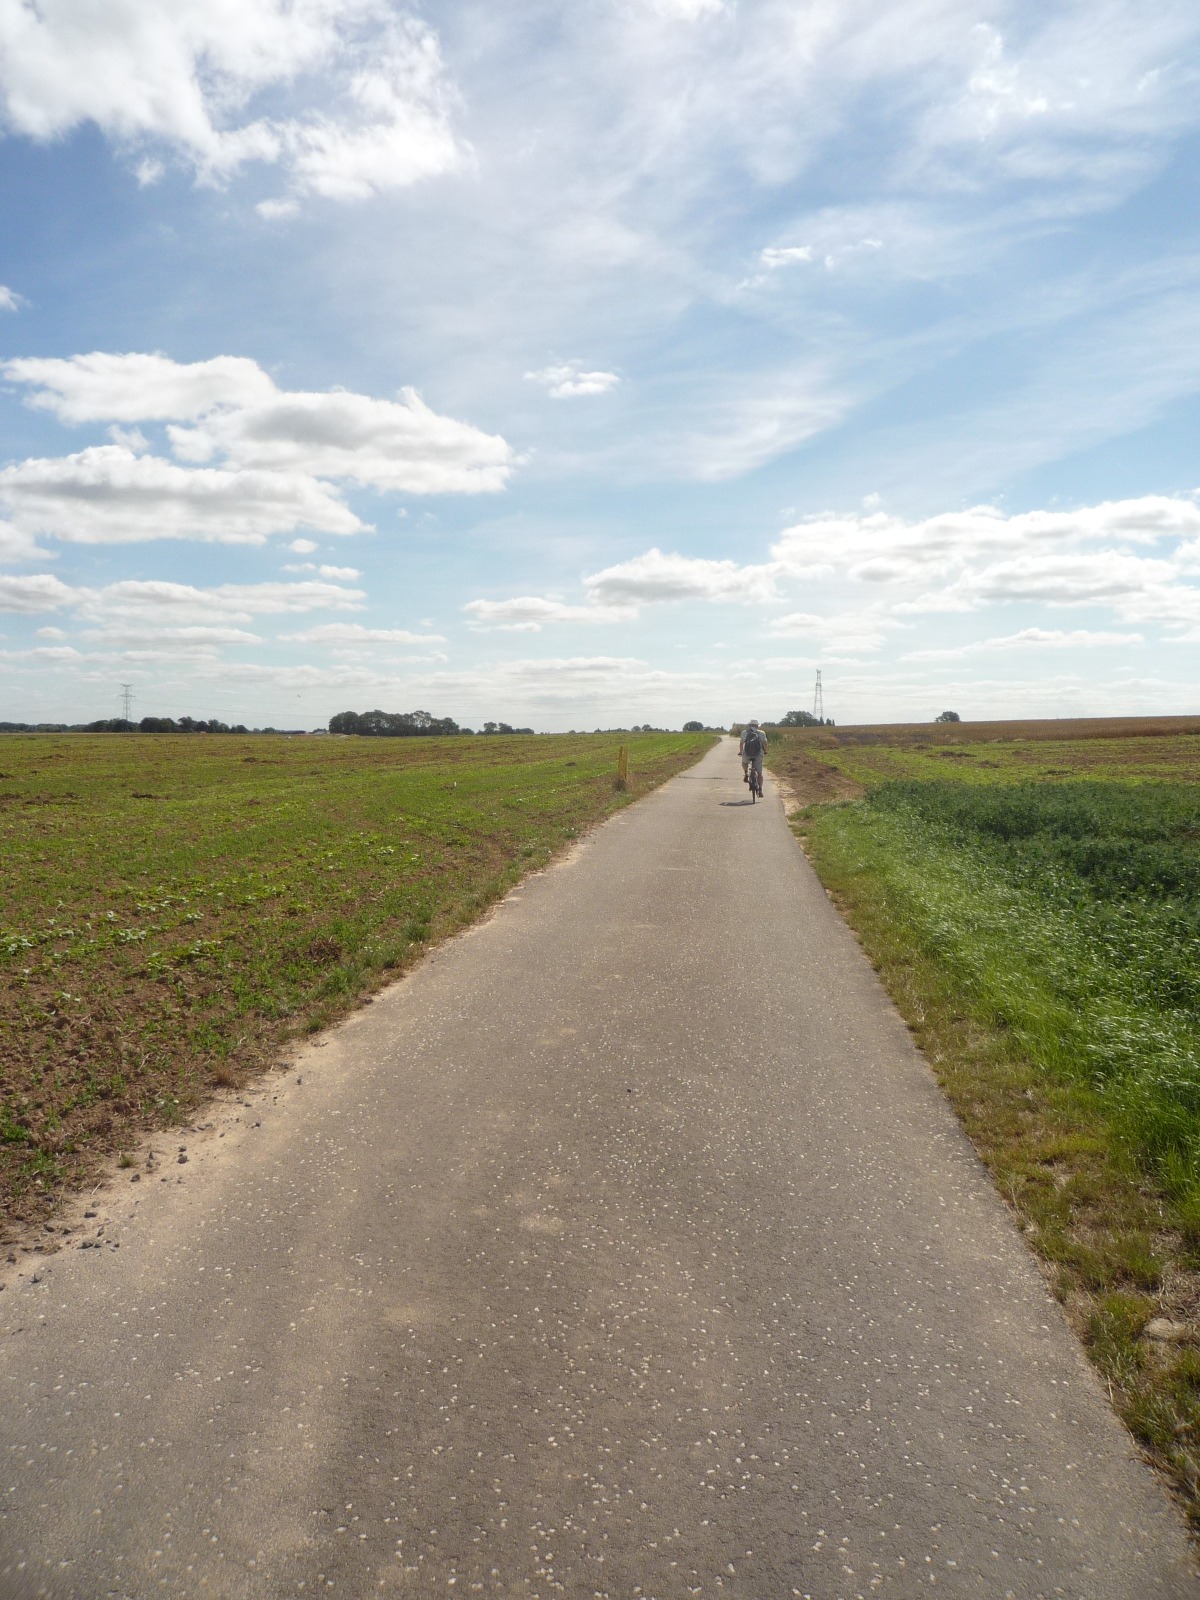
[[130, 1173, 140, 1182], [1145, 1317, 1190, 1342], [177, 1154, 188, 1164]]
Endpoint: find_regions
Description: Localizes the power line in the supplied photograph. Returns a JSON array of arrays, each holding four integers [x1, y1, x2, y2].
[[812, 669, 823, 723], [119, 683, 134, 724]]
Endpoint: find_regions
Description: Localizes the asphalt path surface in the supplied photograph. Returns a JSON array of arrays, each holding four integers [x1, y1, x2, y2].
[[2, 737, 1195, 1599]]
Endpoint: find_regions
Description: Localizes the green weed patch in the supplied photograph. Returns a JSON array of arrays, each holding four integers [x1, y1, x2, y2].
[[1, 730, 710, 1229], [852, 780, 1200, 1198]]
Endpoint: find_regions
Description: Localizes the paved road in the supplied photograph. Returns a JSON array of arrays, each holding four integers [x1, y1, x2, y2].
[[2, 738, 1194, 1599]]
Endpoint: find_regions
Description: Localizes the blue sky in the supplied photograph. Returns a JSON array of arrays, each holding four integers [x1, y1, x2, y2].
[[1, 0, 1199, 730]]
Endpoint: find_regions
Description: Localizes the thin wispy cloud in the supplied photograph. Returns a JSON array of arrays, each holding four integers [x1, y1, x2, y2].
[[904, 628, 1145, 662], [280, 623, 445, 645]]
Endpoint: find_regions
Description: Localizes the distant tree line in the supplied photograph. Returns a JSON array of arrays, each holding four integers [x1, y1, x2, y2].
[[774, 710, 834, 727], [328, 709, 534, 737], [0, 716, 304, 735]]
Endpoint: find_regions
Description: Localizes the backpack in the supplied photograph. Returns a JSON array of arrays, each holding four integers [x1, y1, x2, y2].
[[743, 727, 762, 757]]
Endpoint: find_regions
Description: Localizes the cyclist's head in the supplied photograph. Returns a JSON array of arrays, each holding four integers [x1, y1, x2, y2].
[[748, 718, 759, 727]]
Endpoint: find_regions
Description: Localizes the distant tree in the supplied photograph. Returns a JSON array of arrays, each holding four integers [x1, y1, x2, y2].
[[935, 710, 961, 723], [778, 709, 821, 727], [682, 719, 704, 732], [328, 708, 461, 737]]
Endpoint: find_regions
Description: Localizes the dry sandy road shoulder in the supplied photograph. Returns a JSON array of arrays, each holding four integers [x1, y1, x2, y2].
[[1, 738, 1194, 1598]]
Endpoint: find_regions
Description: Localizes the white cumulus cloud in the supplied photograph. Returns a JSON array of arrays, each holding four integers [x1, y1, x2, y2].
[[5, 351, 277, 422], [279, 31, 464, 202], [169, 384, 512, 493], [0, 352, 513, 549], [5, 351, 511, 496], [0, 2, 465, 205], [77, 578, 365, 625], [0, 573, 74, 612], [0, 446, 362, 545], [766, 608, 896, 654], [0, 518, 49, 563], [463, 548, 779, 634], [759, 246, 813, 269], [0, 574, 365, 626], [83, 624, 266, 649], [463, 596, 635, 633], [762, 494, 1200, 651], [585, 547, 777, 607], [645, 0, 726, 19], [526, 363, 620, 399], [772, 495, 1200, 596]]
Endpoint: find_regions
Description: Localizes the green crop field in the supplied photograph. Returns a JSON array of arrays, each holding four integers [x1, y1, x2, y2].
[[769, 717, 1200, 1522], [0, 729, 711, 1231]]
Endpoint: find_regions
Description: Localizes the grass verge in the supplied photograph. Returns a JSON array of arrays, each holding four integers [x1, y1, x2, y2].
[[769, 723, 1200, 1526], [1, 730, 711, 1233]]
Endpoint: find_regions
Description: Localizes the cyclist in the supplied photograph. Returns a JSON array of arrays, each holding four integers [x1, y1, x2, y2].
[[739, 719, 767, 795]]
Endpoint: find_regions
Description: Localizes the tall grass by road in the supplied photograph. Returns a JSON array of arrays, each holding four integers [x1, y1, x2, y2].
[[770, 722, 1200, 1524], [839, 780, 1200, 1214], [0, 730, 711, 1229]]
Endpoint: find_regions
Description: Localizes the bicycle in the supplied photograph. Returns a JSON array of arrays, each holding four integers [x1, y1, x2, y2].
[[748, 763, 763, 803]]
